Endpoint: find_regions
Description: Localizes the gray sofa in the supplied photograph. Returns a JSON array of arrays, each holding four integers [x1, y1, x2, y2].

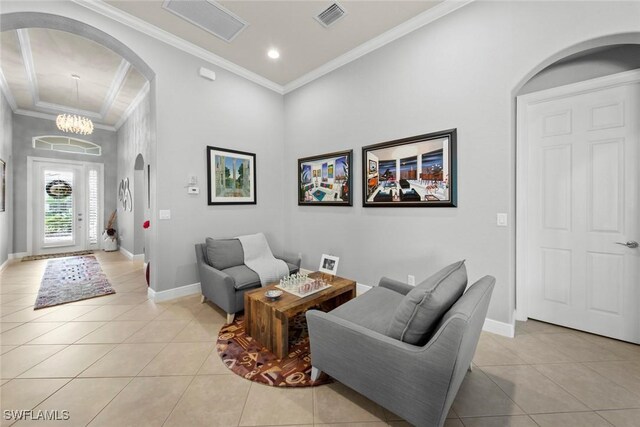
[[195, 238, 301, 323], [306, 261, 495, 427]]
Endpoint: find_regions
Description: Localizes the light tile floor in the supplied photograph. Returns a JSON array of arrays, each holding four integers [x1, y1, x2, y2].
[[1, 252, 639, 426]]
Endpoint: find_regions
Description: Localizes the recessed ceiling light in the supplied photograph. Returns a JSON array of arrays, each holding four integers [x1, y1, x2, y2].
[[267, 49, 280, 59]]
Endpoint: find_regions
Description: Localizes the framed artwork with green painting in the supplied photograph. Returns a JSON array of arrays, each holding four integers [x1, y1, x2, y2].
[[206, 146, 256, 205]]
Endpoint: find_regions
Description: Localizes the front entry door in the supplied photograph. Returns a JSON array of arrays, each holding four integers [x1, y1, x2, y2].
[[31, 160, 102, 255], [520, 71, 640, 343]]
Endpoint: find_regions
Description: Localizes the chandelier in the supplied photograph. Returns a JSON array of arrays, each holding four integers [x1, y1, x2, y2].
[[56, 114, 94, 135], [56, 74, 94, 135]]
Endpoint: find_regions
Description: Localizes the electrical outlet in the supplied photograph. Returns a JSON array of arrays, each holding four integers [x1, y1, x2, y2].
[[159, 210, 171, 220], [408, 275, 416, 286]]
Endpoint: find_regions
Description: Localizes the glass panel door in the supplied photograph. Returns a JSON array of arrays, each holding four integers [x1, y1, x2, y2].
[[43, 169, 75, 245], [31, 160, 103, 255], [34, 162, 85, 254]]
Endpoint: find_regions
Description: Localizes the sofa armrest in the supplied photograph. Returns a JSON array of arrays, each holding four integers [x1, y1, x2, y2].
[[195, 245, 238, 313], [306, 309, 465, 425], [378, 276, 413, 295], [280, 253, 302, 268]]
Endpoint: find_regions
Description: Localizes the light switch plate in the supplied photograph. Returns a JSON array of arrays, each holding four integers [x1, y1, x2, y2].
[[408, 275, 416, 286], [188, 186, 199, 194], [159, 210, 171, 220], [497, 213, 508, 227]]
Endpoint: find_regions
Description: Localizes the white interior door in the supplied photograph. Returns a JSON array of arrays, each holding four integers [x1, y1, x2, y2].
[[520, 71, 640, 343], [31, 159, 103, 255]]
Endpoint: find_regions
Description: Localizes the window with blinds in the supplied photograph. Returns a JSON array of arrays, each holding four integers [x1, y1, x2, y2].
[[43, 170, 74, 243], [88, 169, 99, 245]]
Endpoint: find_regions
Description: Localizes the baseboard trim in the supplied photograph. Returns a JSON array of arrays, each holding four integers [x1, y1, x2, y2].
[[148, 282, 201, 302], [356, 283, 372, 296], [9, 252, 28, 260], [119, 247, 132, 259], [119, 247, 133, 260], [483, 317, 515, 338], [0, 258, 10, 272], [118, 247, 144, 261]]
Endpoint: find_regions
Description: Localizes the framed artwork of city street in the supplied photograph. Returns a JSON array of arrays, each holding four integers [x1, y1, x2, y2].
[[362, 129, 457, 207]]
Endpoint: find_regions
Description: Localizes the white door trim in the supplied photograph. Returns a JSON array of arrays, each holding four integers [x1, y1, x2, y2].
[[26, 156, 105, 256], [515, 68, 640, 321]]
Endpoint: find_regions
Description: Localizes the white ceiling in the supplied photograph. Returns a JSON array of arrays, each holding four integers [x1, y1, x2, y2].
[[0, 28, 149, 129], [104, 1, 443, 86], [0, 1, 459, 118]]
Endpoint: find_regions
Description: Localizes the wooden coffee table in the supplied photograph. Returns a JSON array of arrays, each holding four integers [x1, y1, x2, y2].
[[244, 272, 356, 359]]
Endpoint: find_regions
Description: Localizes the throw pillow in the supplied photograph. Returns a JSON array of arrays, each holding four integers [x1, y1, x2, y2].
[[387, 260, 467, 345], [205, 238, 245, 270]]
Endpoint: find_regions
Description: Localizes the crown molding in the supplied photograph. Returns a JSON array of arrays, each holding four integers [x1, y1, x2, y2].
[[35, 100, 102, 119], [100, 58, 131, 117], [114, 80, 150, 130], [283, 0, 475, 94], [16, 28, 39, 104], [71, 0, 284, 94], [14, 108, 116, 131], [0, 69, 18, 111], [72, 0, 473, 96]]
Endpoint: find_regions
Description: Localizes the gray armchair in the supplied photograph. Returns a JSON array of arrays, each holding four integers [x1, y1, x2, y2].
[[195, 238, 300, 323], [306, 273, 495, 427]]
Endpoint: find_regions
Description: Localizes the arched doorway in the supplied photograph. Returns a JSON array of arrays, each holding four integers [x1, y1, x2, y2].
[[0, 11, 157, 288], [514, 35, 640, 342]]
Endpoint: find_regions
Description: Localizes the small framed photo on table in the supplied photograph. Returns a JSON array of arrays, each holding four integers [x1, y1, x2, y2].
[[319, 254, 339, 276]]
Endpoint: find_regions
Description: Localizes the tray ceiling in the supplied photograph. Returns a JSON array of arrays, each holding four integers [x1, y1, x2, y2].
[[0, 28, 148, 129]]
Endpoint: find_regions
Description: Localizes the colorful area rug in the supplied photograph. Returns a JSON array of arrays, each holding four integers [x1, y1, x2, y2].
[[34, 255, 115, 309], [22, 250, 94, 262], [217, 314, 332, 387]]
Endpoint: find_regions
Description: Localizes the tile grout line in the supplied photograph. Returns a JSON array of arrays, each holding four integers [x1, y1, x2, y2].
[[84, 375, 137, 426], [153, 339, 223, 426], [530, 363, 618, 412], [579, 361, 640, 401], [160, 374, 198, 427], [461, 366, 527, 417], [237, 380, 255, 427], [62, 255, 149, 425]]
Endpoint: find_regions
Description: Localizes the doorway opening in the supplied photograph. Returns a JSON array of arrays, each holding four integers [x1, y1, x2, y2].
[[27, 157, 103, 255], [2, 11, 157, 289], [515, 42, 640, 343]]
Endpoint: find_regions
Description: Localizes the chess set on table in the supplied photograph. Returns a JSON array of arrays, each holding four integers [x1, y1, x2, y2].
[[275, 272, 332, 298]]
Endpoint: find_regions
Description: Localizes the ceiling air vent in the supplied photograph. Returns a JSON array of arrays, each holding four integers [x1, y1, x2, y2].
[[162, 0, 248, 43], [315, 2, 347, 28]]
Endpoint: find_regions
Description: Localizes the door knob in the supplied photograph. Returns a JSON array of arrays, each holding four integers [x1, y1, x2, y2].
[[615, 241, 639, 249]]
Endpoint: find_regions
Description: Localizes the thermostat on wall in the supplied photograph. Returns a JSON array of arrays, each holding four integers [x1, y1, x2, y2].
[[188, 186, 200, 195]]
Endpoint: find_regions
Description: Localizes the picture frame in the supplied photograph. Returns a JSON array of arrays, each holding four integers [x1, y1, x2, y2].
[[319, 254, 340, 276], [207, 146, 256, 205], [0, 159, 5, 212], [362, 129, 457, 207], [298, 150, 352, 206]]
